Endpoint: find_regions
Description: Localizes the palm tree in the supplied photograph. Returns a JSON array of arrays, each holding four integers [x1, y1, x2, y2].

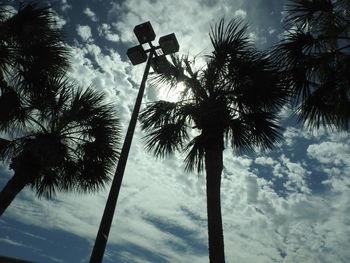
[[139, 19, 288, 262], [0, 3, 121, 215], [273, 0, 350, 130], [0, 76, 121, 215]]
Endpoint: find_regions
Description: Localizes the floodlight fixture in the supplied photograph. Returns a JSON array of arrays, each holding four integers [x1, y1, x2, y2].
[[127, 45, 147, 65], [159, 33, 179, 55], [133, 21, 155, 44]]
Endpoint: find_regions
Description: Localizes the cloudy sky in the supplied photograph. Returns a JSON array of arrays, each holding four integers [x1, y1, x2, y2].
[[1, 0, 350, 262]]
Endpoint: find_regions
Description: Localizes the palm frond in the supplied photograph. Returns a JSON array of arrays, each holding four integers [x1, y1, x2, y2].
[[226, 111, 283, 154], [28, 75, 71, 119], [286, 0, 334, 27], [0, 81, 33, 134], [181, 56, 208, 100], [0, 138, 17, 162], [58, 148, 115, 194], [207, 19, 251, 93], [59, 85, 121, 164], [205, 18, 289, 112], [65, 87, 108, 123], [150, 54, 186, 89], [143, 121, 188, 158], [226, 118, 255, 154], [150, 54, 207, 101], [241, 111, 284, 151], [285, 0, 347, 47], [1, 2, 70, 87], [184, 134, 205, 173], [209, 18, 249, 60], [139, 100, 178, 130], [275, 1, 350, 131], [74, 159, 112, 193], [33, 169, 59, 198], [297, 83, 350, 130], [272, 29, 326, 101], [223, 51, 289, 112]]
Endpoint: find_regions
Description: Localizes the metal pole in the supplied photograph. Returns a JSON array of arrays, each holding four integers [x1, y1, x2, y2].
[[89, 49, 154, 263]]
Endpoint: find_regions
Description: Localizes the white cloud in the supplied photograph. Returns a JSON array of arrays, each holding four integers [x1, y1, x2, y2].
[[55, 16, 66, 29], [248, 31, 267, 45], [98, 24, 120, 42], [245, 175, 259, 203], [268, 27, 276, 35], [1, 5, 16, 19], [283, 126, 316, 146], [65, 43, 133, 122], [83, 7, 98, 22], [280, 155, 311, 194], [307, 141, 350, 166], [76, 25, 93, 42], [234, 9, 247, 18], [0, 237, 29, 248], [109, 0, 247, 56], [255, 156, 276, 166], [60, 0, 72, 11]]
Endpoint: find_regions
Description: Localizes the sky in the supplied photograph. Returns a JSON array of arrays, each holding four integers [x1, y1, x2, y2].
[[0, 0, 350, 262]]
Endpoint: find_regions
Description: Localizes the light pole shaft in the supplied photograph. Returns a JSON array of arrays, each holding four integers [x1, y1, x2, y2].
[[89, 49, 154, 263]]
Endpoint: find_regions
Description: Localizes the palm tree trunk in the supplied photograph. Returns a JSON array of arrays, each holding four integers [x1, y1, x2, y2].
[[204, 133, 225, 263], [0, 172, 27, 216]]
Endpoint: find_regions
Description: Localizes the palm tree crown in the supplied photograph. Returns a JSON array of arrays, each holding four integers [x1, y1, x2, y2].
[[273, 0, 350, 130], [0, 3, 121, 215], [1, 77, 120, 195], [141, 19, 287, 171], [140, 19, 288, 262]]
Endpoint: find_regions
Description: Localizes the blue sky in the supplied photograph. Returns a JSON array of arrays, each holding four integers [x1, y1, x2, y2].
[[1, 0, 350, 262]]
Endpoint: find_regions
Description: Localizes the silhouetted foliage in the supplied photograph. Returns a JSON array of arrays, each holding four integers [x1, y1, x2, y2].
[[140, 18, 288, 263], [0, 2, 70, 88], [0, 2, 121, 215], [273, 0, 350, 130]]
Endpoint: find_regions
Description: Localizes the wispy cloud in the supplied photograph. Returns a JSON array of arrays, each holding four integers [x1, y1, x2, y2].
[[0, 237, 29, 248]]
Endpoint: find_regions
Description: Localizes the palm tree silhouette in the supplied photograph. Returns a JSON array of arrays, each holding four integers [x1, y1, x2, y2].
[[139, 19, 288, 262], [274, 0, 350, 130], [0, 76, 121, 215], [0, 3, 121, 215]]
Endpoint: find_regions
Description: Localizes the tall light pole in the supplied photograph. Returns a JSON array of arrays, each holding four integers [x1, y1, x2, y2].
[[89, 22, 179, 263]]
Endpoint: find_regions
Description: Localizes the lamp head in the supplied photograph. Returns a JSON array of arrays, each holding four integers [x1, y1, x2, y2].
[[127, 45, 147, 65], [134, 21, 156, 44], [159, 33, 179, 55]]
